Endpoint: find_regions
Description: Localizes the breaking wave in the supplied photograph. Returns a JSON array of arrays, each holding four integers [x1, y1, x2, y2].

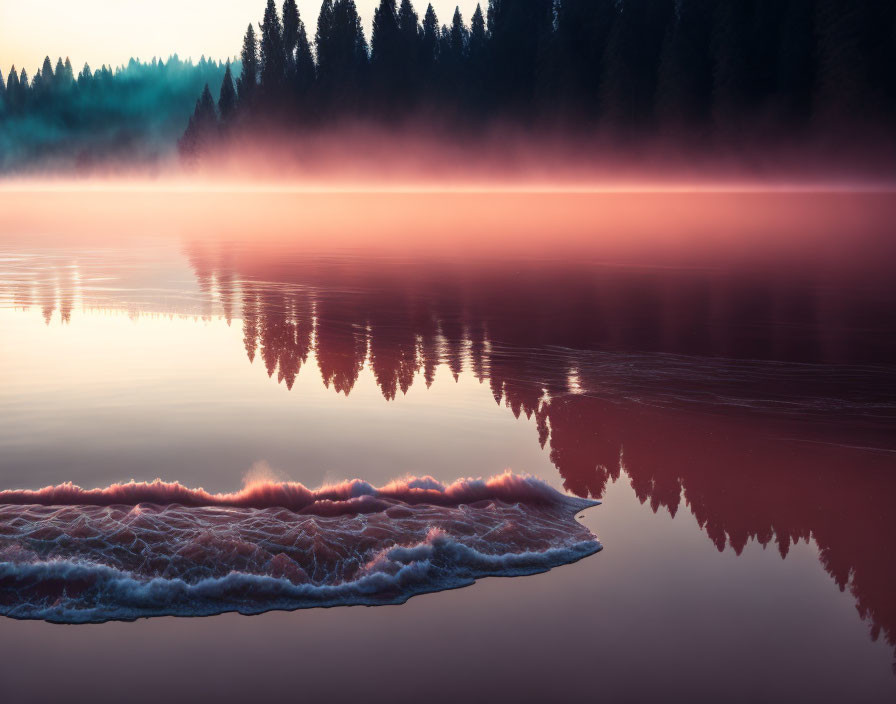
[[0, 473, 600, 623]]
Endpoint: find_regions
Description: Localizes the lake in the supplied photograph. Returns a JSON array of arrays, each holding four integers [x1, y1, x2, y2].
[[0, 188, 894, 702]]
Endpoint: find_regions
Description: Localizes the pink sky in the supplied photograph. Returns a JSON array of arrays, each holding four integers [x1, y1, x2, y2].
[[0, 0, 482, 76]]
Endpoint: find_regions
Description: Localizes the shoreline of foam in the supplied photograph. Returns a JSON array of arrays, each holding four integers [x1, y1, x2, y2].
[[0, 535, 602, 624], [0, 476, 602, 623]]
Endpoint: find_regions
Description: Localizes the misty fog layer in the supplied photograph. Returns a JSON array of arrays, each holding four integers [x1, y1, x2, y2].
[[2, 1, 895, 177]]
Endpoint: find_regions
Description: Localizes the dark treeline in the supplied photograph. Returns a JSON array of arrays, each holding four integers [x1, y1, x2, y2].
[[0, 56, 231, 171], [182, 0, 896, 158]]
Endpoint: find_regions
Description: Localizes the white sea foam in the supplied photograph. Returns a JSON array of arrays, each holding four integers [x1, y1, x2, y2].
[[0, 474, 600, 622]]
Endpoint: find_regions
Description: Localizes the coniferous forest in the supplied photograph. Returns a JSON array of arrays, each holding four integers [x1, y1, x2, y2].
[[0, 57, 229, 171], [179, 0, 896, 161], [2, 0, 896, 173]]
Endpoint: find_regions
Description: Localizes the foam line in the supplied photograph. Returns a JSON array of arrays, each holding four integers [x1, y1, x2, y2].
[[0, 473, 601, 622]]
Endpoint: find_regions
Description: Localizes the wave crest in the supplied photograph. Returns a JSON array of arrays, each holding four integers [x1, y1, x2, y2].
[[0, 472, 595, 514], [0, 473, 600, 622]]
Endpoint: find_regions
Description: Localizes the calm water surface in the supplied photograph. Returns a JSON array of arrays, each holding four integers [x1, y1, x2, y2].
[[0, 191, 894, 702]]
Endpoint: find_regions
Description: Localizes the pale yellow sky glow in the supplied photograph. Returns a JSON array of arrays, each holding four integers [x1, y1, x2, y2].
[[0, 0, 481, 76]]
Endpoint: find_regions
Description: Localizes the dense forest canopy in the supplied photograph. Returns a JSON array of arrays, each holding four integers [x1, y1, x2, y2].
[[1, 0, 895, 174], [179, 0, 896, 154], [0, 56, 231, 171]]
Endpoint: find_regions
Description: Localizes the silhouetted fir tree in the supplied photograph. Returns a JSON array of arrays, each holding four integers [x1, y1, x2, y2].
[[259, 0, 287, 96], [372, 0, 400, 64], [394, 0, 422, 106], [218, 62, 237, 125], [655, 0, 715, 131], [0, 68, 5, 111], [6, 67, 19, 113], [236, 24, 260, 107], [32, 69, 43, 96], [468, 4, 487, 62], [60, 58, 75, 89], [293, 10, 316, 101], [77, 63, 92, 90], [449, 8, 468, 63], [434, 8, 467, 102], [421, 5, 441, 80], [283, 0, 301, 72], [53, 58, 65, 88], [317, 0, 368, 109], [464, 3, 488, 109], [179, 83, 219, 159], [315, 0, 336, 78], [371, 0, 402, 108], [41, 57, 54, 88], [18, 69, 29, 108], [398, 0, 421, 56]]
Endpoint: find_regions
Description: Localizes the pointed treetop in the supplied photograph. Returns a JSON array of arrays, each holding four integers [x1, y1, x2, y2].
[[237, 23, 260, 104], [218, 61, 237, 124], [41, 56, 54, 81], [282, 0, 301, 62]]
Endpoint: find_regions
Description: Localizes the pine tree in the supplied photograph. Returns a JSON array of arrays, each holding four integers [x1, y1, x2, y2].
[[32, 69, 44, 95], [421, 5, 440, 71], [450, 8, 468, 60], [260, 0, 287, 94], [318, 0, 368, 107], [372, 0, 401, 106], [372, 0, 400, 67], [469, 3, 486, 57], [6, 66, 19, 112], [18, 68, 29, 108], [218, 62, 237, 124], [283, 0, 300, 64], [78, 63, 92, 90], [61, 57, 75, 88], [315, 0, 336, 87], [443, 8, 468, 97], [179, 83, 219, 159], [39, 56, 55, 95], [466, 3, 487, 107], [236, 24, 260, 106], [396, 0, 422, 103], [0, 67, 5, 111], [283, 0, 308, 86], [399, 0, 420, 44], [294, 8, 315, 99], [53, 58, 66, 88]]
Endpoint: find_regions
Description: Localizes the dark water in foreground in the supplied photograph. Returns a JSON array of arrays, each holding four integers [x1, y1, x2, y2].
[[0, 190, 894, 702]]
